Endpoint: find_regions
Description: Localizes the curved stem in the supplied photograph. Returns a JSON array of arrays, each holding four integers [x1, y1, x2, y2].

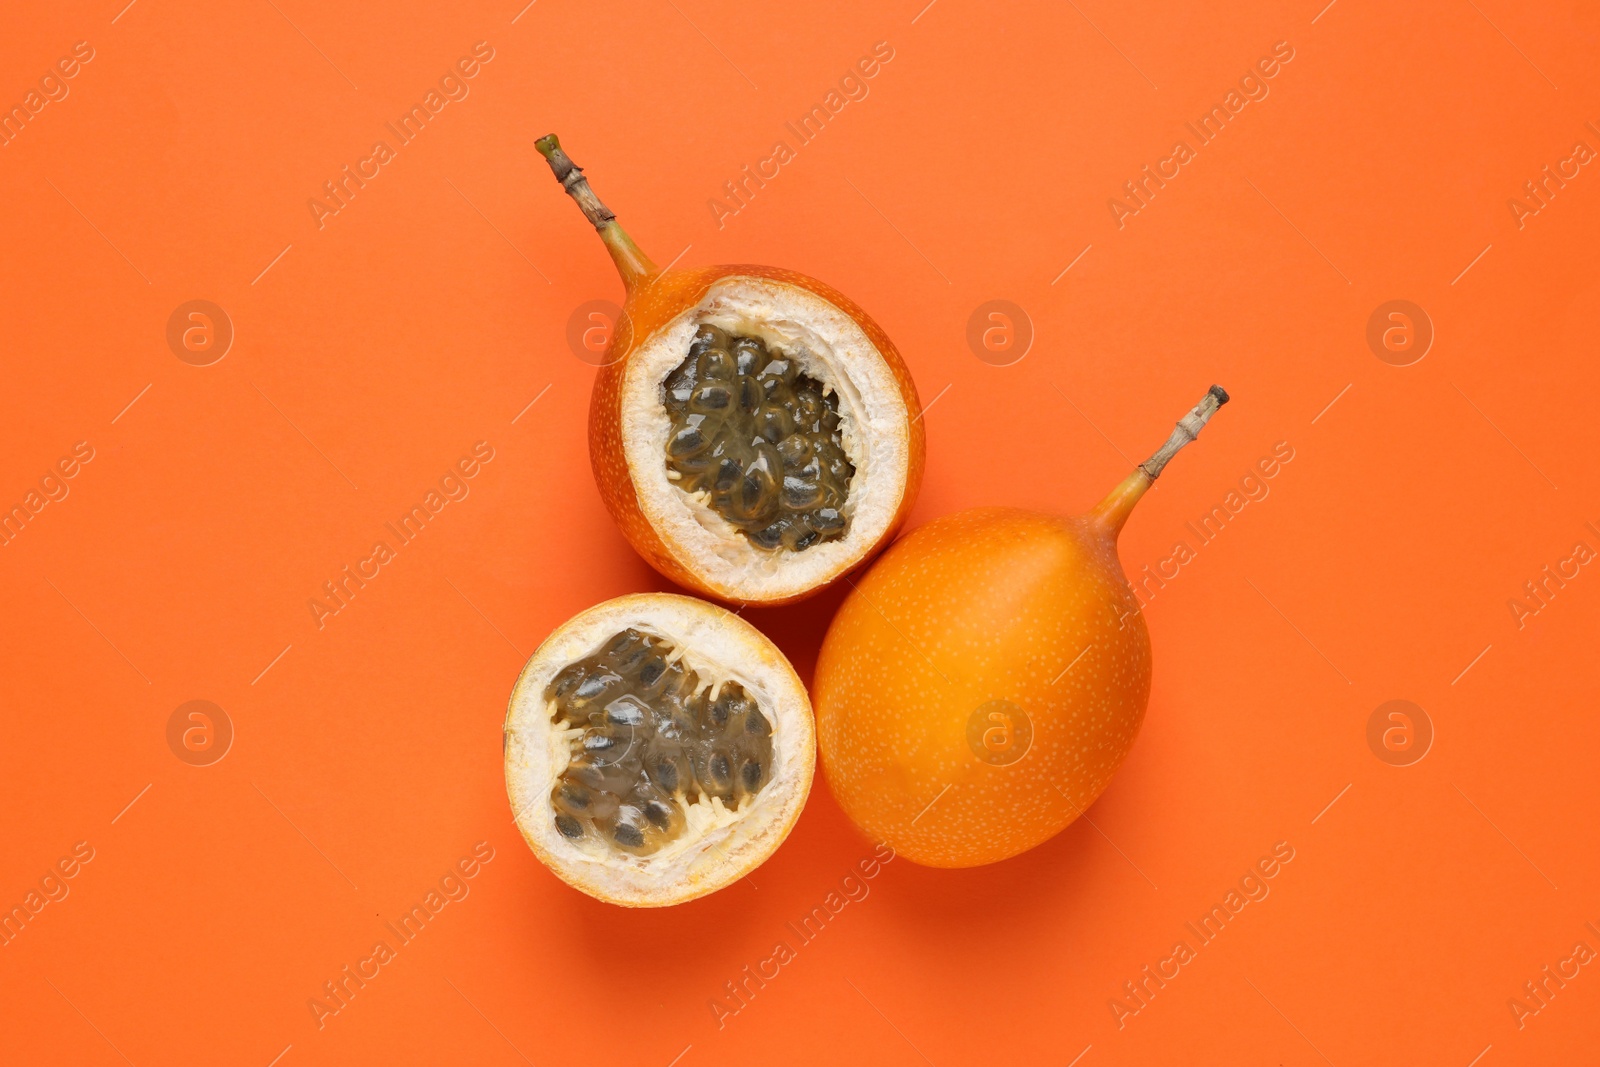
[[1092, 385, 1230, 538], [535, 134, 658, 290]]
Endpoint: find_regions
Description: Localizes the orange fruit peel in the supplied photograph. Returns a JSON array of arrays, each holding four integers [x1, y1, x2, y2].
[[537, 135, 924, 605], [815, 388, 1229, 867]]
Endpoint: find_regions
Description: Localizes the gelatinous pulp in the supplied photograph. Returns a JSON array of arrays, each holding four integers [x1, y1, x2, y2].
[[663, 326, 854, 552], [546, 628, 773, 856]]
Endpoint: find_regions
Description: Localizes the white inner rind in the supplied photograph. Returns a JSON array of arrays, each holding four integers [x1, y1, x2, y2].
[[504, 594, 813, 907], [622, 276, 910, 601]]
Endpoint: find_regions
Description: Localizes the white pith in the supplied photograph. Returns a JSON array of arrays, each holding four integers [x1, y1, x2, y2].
[[622, 276, 911, 601], [504, 593, 814, 907]]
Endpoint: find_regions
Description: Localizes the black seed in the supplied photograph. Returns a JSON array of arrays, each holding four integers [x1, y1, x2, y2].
[[611, 644, 649, 674], [645, 801, 674, 829], [556, 814, 584, 839], [692, 325, 727, 353], [733, 340, 762, 375], [666, 356, 697, 385], [715, 457, 743, 492], [735, 376, 761, 415], [691, 383, 731, 412], [783, 476, 821, 509], [605, 698, 645, 727], [741, 760, 762, 789], [668, 415, 711, 457], [547, 663, 587, 701], [668, 431, 702, 459], [698, 348, 735, 380], [639, 659, 665, 687], [809, 507, 844, 532], [740, 474, 766, 512], [751, 520, 787, 550], [614, 823, 644, 848], [652, 758, 679, 793], [756, 406, 793, 443], [570, 761, 627, 794], [575, 672, 618, 701], [604, 630, 640, 656]]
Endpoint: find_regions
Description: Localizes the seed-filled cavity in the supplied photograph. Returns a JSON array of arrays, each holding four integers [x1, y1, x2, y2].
[[546, 628, 774, 856], [663, 325, 855, 552]]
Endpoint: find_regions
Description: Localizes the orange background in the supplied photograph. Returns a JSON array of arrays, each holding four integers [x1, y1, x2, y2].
[[3, 1, 1599, 1064]]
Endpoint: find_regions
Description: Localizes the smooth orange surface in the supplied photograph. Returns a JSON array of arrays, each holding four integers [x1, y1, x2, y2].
[[2, 2, 1598, 1065], [816, 507, 1154, 868]]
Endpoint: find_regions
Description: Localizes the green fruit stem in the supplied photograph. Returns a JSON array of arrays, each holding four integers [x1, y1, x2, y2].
[[535, 133, 658, 290], [1093, 385, 1230, 537]]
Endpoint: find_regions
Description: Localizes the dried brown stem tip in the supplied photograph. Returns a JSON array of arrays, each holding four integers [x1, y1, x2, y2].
[[536, 133, 616, 230], [1139, 385, 1230, 480]]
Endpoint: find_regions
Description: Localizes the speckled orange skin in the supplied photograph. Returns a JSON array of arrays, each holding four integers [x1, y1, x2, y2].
[[813, 506, 1152, 868], [589, 264, 925, 606]]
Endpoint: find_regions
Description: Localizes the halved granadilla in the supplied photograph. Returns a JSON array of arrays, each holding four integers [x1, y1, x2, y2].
[[537, 134, 924, 605], [504, 593, 814, 906]]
